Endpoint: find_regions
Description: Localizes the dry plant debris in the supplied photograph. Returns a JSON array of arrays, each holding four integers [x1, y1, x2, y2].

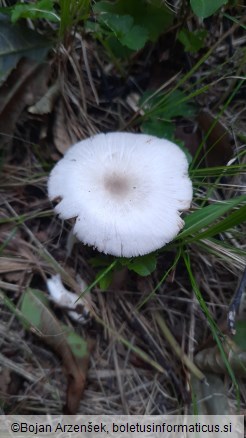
[[0, 3, 246, 416]]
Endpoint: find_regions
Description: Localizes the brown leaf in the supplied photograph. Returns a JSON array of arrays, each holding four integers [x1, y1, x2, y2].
[[28, 81, 60, 115], [0, 59, 50, 147], [176, 111, 233, 167], [53, 99, 73, 155], [175, 124, 202, 158], [195, 337, 246, 377], [197, 110, 233, 166]]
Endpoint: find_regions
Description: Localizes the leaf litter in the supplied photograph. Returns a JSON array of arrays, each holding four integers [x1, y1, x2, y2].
[[0, 4, 246, 416]]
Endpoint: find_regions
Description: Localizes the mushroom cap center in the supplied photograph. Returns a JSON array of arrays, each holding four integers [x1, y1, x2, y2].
[[104, 173, 130, 197]]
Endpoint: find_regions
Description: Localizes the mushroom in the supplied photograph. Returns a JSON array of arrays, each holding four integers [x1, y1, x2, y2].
[[46, 274, 90, 323], [48, 132, 192, 257]]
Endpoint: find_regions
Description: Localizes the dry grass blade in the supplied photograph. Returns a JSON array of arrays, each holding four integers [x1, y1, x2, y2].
[[0, 3, 246, 415], [155, 311, 205, 381], [0, 352, 55, 394]]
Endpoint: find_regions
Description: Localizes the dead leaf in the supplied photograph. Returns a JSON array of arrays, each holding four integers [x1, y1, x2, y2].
[[197, 110, 233, 166], [175, 123, 202, 159], [195, 336, 246, 377], [53, 99, 73, 155], [4, 271, 25, 284], [20, 288, 91, 414], [28, 81, 60, 115], [0, 58, 50, 147]]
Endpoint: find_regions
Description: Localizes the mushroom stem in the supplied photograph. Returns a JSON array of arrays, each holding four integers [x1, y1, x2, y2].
[[66, 227, 77, 258]]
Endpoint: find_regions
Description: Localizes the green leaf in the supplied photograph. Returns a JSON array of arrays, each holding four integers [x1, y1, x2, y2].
[[20, 288, 50, 329], [178, 29, 207, 53], [20, 288, 89, 359], [105, 35, 133, 58], [94, 0, 173, 42], [178, 195, 246, 240], [120, 24, 148, 50], [10, 0, 58, 23], [155, 90, 196, 119], [99, 12, 148, 50], [141, 119, 175, 138], [89, 255, 114, 268], [122, 254, 157, 276], [85, 20, 101, 33], [0, 15, 51, 84], [0, 7, 12, 17], [96, 268, 113, 290], [100, 13, 133, 37], [190, 0, 228, 18], [140, 89, 195, 119], [65, 330, 88, 358]]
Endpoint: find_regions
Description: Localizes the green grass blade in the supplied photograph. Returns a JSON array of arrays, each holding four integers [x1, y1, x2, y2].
[[187, 203, 246, 242], [178, 195, 246, 240], [182, 250, 240, 395], [190, 164, 246, 178]]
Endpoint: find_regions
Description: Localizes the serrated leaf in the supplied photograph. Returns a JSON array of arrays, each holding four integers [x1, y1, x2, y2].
[[190, 0, 228, 18], [0, 15, 51, 83], [94, 0, 173, 42], [120, 24, 148, 50], [100, 13, 133, 36], [85, 20, 101, 33], [105, 35, 133, 58], [178, 29, 207, 53], [140, 89, 195, 120], [155, 90, 196, 119], [124, 254, 157, 276], [99, 12, 148, 50], [11, 0, 58, 23]]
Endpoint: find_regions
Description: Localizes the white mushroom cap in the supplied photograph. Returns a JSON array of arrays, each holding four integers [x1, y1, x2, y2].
[[48, 132, 192, 257]]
